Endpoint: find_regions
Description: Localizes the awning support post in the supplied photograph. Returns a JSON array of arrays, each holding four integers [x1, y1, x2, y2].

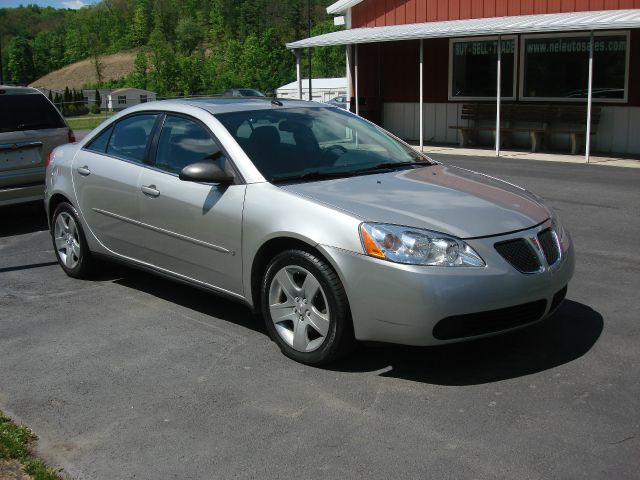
[[495, 35, 502, 158], [355, 44, 359, 116], [295, 50, 302, 100], [419, 39, 424, 152], [346, 45, 353, 109], [586, 31, 594, 164]]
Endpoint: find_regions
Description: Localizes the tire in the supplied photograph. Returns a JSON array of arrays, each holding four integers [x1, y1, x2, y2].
[[261, 249, 355, 365], [51, 202, 94, 278]]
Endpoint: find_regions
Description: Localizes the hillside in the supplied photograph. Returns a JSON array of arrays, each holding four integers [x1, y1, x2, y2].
[[3, 0, 344, 96], [29, 52, 137, 91]]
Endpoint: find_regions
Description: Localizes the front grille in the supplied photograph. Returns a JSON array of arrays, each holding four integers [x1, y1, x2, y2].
[[495, 238, 541, 273], [538, 228, 560, 265], [433, 300, 548, 340], [550, 285, 568, 312]]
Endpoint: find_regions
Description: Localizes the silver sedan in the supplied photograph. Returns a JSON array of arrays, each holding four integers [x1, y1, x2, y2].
[[45, 98, 574, 365]]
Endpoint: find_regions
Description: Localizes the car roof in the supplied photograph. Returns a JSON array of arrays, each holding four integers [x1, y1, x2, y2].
[[0, 86, 44, 95], [143, 97, 326, 115]]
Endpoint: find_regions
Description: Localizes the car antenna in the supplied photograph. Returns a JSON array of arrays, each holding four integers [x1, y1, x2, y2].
[[271, 94, 283, 107]]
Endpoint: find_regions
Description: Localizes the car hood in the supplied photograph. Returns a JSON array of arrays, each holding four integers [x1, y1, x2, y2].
[[279, 164, 551, 238]]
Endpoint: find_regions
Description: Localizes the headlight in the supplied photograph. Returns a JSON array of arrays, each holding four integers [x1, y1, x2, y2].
[[551, 214, 571, 254], [359, 223, 485, 267]]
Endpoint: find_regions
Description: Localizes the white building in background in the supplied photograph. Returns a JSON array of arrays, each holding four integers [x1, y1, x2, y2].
[[82, 89, 112, 109], [276, 77, 347, 103], [107, 88, 157, 111]]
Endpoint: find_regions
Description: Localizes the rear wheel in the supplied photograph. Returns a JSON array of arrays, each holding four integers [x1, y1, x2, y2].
[[261, 249, 355, 365], [52, 202, 94, 278]]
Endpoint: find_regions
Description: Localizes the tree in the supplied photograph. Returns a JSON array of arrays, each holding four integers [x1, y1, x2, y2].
[[175, 16, 202, 55], [209, 0, 224, 44], [311, 20, 345, 78], [7, 35, 35, 84], [92, 89, 101, 113], [130, 2, 150, 47], [129, 50, 148, 89]]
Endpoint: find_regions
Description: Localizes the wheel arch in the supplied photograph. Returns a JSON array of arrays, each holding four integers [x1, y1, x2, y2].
[[47, 193, 74, 229], [249, 236, 347, 314]]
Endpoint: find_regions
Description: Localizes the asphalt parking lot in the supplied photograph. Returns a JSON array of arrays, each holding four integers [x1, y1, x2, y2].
[[1, 156, 639, 479]]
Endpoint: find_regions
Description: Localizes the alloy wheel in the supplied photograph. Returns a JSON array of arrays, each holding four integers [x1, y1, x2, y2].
[[54, 211, 81, 270], [268, 265, 331, 353]]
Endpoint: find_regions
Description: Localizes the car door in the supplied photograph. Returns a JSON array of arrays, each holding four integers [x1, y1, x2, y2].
[[137, 114, 245, 296], [72, 113, 159, 260]]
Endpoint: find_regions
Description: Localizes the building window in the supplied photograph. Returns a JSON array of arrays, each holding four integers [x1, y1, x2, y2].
[[83, 97, 89, 105], [140, 95, 147, 103], [449, 36, 517, 100], [118, 95, 126, 105], [520, 32, 629, 102]]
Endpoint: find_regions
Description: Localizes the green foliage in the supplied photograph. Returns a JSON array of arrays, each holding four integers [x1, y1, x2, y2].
[[0, 411, 63, 480], [23, 459, 64, 480], [7, 35, 35, 84], [0, 0, 345, 95], [0, 412, 32, 459], [129, 51, 149, 89], [311, 20, 346, 78]]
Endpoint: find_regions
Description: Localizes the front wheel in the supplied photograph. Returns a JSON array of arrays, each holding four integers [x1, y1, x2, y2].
[[51, 202, 94, 278], [261, 249, 355, 365]]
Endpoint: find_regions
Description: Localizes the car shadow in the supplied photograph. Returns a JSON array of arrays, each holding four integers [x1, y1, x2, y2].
[[91, 262, 602, 385], [331, 300, 603, 386], [101, 262, 266, 335], [0, 202, 49, 237]]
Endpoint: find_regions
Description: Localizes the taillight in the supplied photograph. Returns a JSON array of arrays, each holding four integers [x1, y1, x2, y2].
[[68, 128, 76, 143], [45, 151, 53, 168]]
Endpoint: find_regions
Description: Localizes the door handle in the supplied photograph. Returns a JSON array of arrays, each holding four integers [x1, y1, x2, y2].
[[141, 184, 160, 197], [77, 166, 91, 176]]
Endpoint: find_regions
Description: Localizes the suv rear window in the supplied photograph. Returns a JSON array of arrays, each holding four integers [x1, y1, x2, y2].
[[0, 93, 66, 133]]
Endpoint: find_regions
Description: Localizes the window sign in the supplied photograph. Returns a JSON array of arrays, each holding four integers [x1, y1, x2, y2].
[[450, 37, 516, 100], [521, 34, 628, 101]]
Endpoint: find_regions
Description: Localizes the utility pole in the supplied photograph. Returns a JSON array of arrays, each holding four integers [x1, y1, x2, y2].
[[307, 0, 312, 101], [0, 35, 4, 85]]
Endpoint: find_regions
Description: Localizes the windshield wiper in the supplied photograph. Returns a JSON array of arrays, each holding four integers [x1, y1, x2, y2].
[[271, 170, 357, 183], [271, 161, 432, 184], [354, 161, 431, 173]]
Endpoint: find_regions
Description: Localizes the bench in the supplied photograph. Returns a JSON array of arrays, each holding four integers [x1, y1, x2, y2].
[[449, 103, 600, 154], [551, 105, 601, 155]]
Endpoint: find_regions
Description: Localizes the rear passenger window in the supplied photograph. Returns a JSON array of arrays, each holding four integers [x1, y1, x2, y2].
[[85, 125, 113, 153], [106, 114, 158, 163], [154, 116, 227, 175]]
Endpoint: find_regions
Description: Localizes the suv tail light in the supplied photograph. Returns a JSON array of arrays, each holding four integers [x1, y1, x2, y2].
[[45, 151, 53, 168], [68, 128, 76, 143]]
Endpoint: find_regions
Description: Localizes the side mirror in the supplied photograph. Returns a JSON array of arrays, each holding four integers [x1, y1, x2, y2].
[[179, 160, 235, 185]]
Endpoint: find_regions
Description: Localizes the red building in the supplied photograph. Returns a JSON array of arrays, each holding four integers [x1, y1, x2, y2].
[[288, 1, 640, 156]]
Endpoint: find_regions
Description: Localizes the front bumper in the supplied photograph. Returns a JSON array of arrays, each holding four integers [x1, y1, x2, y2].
[[321, 220, 575, 346]]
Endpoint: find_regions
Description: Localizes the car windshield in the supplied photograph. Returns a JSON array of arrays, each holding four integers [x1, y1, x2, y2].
[[216, 106, 432, 182]]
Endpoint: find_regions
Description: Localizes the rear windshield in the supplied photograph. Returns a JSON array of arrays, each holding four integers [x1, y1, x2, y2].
[[0, 94, 66, 133]]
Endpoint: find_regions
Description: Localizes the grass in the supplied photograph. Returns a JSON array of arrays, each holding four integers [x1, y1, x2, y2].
[[0, 411, 63, 480], [66, 112, 115, 131]]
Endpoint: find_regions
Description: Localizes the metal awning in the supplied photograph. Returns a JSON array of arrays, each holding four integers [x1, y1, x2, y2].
[[287, 9, 640, 164], [287, 9, 640, 48], [326, 0, 363, 15]]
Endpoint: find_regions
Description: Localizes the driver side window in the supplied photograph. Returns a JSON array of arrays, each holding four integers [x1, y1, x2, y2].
[[154, 115, 227, 175]]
